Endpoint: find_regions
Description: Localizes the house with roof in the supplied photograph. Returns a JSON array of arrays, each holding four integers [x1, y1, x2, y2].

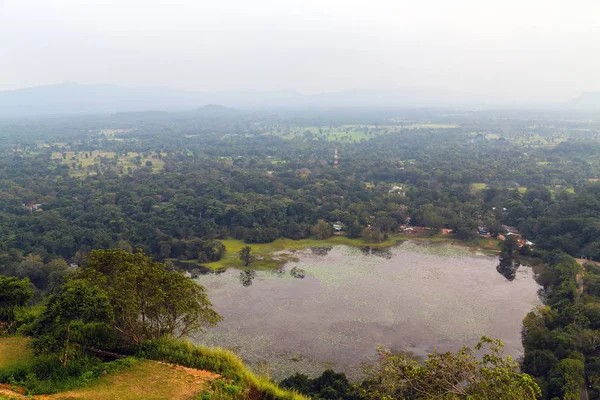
[[332, 221, 344, 233], [389, 186, 405, 195], [502, 225, 521, 237]]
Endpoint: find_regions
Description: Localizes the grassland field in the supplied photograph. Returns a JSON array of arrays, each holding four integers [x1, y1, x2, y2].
[[468, 131, 568, 148], [51, 151, 165, 177], [268, 124, 458, 142]]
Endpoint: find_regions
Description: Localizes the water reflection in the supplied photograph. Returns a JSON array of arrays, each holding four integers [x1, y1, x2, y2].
[[311, 246, 333, 256], [290, 266, 306, 278], [239, 270, 256, 286], [360, 246, 393, 259], [173, 260, 215, 276], [496, 259, 518, 281]]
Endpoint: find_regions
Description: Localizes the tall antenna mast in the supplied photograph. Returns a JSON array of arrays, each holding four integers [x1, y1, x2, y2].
[[334, 146, 339, 167]]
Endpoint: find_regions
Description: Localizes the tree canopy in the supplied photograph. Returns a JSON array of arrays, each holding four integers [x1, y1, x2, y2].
[[26, 249, 221, 366]]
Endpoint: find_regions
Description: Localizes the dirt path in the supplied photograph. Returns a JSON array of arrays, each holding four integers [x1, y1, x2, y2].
[[576, 273, 584, 294], [577, 258, 600, 266], [0, 361, 219, 400], [0, 384, 28, 399]]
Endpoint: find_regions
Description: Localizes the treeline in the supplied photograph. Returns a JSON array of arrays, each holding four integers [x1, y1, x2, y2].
[[520, 250, 600, 399], [3, 111, 600, 266]]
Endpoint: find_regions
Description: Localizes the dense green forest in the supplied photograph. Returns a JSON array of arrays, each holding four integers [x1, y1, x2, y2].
[[2, 107, 600, 398]]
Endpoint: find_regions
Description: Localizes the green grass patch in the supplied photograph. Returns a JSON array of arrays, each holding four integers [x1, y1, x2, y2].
[[0, 337, 33, 370], [52, 151, 165, 177], [0, 347, 138, 395], [201, 233, 498, 272], [471, 183, 488, 192], [47, 360, 215, 400], [271, 124, 458, 143], [400, 123, 458, 129], [201, 236, 400, 271]]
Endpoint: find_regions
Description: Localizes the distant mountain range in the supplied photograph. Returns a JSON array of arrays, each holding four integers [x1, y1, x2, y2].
[[0, 82, 597, 117], [0, 83, 465, 117]]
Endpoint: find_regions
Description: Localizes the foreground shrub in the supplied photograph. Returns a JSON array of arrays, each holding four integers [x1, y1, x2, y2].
[[280, 369, 365, 400], [0, 354, 137, 394], [362, 337, 541, 400]]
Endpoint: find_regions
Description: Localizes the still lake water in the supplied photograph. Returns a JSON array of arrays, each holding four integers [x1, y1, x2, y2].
[[192, 242, 540, 380]]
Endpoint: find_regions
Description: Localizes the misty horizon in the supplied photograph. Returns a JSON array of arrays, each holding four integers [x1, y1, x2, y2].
[[2, 0, 600, 106], [1, 81, 599, 119]]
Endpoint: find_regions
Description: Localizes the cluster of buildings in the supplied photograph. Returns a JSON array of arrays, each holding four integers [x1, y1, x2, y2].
[[388, 186, 405, 196], [478, 224, 534, 247]]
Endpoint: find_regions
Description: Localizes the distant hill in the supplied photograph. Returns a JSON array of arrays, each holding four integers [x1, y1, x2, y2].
[[196, 104, 237, 116], [0, 83, 317, 117], [0, 82, 452, 118], [0, 83, 212, 117], [570, 92, 600, 109]]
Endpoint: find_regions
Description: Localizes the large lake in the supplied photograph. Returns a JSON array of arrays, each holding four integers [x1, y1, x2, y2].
[[192, 242, 540, 381]]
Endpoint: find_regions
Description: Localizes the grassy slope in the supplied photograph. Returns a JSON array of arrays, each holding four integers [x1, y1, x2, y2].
[[40, 361, 217, 400], [0, 337, 306, 400]]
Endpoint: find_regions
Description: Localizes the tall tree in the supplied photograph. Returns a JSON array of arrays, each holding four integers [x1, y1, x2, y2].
[[239, 246, 253, 267], [76, 249, 222, 346], [0, 276, 34, 331], [312, 220, 333, 240], [30, 278, 113, 367]]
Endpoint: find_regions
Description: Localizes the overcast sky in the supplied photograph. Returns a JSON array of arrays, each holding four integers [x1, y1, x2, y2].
[[1, 0, 599, 103]]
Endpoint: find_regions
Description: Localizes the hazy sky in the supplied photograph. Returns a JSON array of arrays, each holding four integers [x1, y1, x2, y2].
[[1, 0, 599, 103]]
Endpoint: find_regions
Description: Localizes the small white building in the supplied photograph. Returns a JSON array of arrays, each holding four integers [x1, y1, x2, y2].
[[389, 186, 405, 195], [332, 221, 344, 231]]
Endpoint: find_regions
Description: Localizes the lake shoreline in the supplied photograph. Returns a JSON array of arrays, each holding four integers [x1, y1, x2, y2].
[[193, 242, 539, 382], [173, 233, 502, 273]]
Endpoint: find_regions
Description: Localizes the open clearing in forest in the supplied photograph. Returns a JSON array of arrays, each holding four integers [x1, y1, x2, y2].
[[271, 124, 458, 142], [97, 129, 135, 138], [468, 131, 568, 148], [471, 183, 488, 192], [52, 151, 165, 177]]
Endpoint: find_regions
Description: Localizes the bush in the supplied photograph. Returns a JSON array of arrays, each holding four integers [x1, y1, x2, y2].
[[0, 354, 137, 394], [280, 370, 364, 400]]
